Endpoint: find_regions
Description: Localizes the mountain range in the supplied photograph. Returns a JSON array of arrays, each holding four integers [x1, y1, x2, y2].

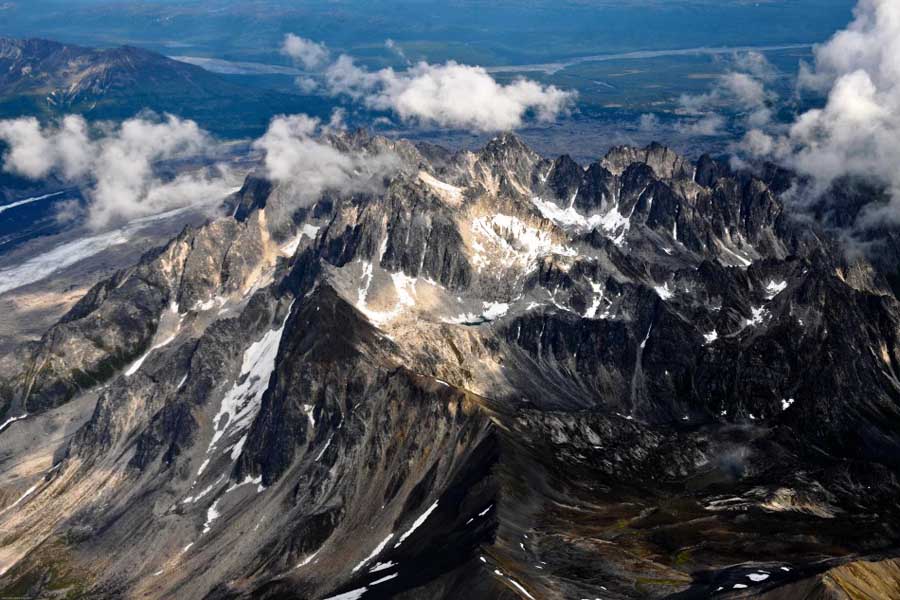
[[0, 38, 330, 138], [1, 132, 900, 599]]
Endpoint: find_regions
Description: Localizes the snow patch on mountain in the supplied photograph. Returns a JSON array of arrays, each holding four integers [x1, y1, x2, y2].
[[0, 413, 28, 433], [744, 306, 768, 328], [355, 268, 419, 325], [471, 213, 575, 272], [654, 282, 674, 300], [531, 196, 631, 245], [445, 301, 510, 324], [205, 301, 295, 455], [125, 302, 183, 376], [765, 280, 787, 299]]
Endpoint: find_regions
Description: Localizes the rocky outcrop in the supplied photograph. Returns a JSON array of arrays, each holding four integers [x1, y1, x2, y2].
[[602, 142, 694, 180]]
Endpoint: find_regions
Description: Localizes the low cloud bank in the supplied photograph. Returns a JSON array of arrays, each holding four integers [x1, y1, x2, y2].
[[0, 109, 399, 231], [0, 114, 235, 229]]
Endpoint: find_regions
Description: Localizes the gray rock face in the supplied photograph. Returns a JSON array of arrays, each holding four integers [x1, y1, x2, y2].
[[0, 211, 277, 416], [602, 142, 694, 180], [2, 134, 900, 600]]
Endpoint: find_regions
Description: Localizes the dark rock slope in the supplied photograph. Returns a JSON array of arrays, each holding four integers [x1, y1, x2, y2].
[[1, 132, 900, 599]]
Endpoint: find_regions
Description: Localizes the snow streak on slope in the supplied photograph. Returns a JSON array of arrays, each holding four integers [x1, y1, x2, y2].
[[394, 500, 439, 548], [204, 301, 295, 460]]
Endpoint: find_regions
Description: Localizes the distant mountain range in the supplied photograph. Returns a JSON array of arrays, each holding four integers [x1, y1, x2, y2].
[[0, 38, 332, 138]]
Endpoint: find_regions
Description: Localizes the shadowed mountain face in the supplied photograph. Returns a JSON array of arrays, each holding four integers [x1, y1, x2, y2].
[[0, 38, 328, 137], [1, 132, 900, 599]]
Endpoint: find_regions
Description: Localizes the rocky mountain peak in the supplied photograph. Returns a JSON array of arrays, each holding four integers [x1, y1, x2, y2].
[[478, 132, 540, 170], [468, 132, 542, 198], [482, 131, 535, 157], [602, 141, 693, 180]]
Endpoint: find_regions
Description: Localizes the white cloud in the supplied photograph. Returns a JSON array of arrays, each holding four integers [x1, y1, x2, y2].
[[281, 34, 329, 70], [0, 109, 401, 232], [680, 72, 771, 114], [323, 56, 575, 131], [739, 129, 780, 157], [253, 114, 341, 184], [741, 0, 900, 226], [252, 112, 399, 210], [0, 114, 236, 229], [279, 34, 576, 132], [720, 72, 769, 110], [0, 115, 90, 179], [323, 54, 381, 100]]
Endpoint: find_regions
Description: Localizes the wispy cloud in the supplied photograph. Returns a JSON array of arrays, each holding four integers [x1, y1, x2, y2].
[[0, 115, 91, 180], [677, 51, 778, 133], [281, 34, 329, 70], [676, 113, 727, 137], [384, 39, 410, 65]]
